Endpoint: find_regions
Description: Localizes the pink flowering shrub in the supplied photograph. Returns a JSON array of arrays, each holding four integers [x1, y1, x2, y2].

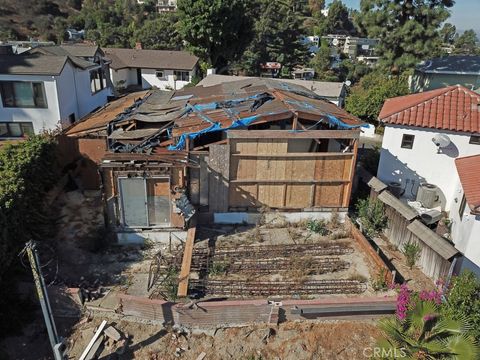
[[396, 283, 411, 320], [393, 281, 444, 320]]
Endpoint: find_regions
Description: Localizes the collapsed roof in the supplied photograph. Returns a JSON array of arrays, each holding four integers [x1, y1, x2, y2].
[[66, 78, 364, 155]]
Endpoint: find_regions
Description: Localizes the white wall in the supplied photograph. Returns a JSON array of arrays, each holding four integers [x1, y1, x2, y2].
[[0, 73, 61, 134], [73, 66, 109, 119], [55, 62, 78, 126], [378, 124, 480, 211], [110, 68, 137, 90], [449, 180, 480, 274], [110, 67, 196, 91]]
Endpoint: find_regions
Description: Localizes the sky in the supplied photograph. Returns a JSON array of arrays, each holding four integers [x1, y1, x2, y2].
[[328, 0, 480, 34]]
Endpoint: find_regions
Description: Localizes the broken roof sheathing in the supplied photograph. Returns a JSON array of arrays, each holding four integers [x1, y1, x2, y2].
[[66, 78, 364, 155]]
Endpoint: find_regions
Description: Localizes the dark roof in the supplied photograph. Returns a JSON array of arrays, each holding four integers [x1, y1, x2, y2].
[[0, 54, 70, 75], [102, 48, 199, 71], [455, 154, 480, 212], [60, 45, 101, 58], [197, 75, 346, 98], [27, 46, 98, 69], [416, 56, 480, 75], [379, 85, 480, 133]]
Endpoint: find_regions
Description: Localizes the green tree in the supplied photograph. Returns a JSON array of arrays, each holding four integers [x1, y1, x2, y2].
[[338, 59, 371, 83], [132, 14, 182, 50], [345, 70, 409, 122], [358, 0, 454, 71], [440, 23, 457, 45], [235, 0, 310, 76], [453, 30, 480, 55], [325, 0, 355, 35], [71, 0, 153, 47], [377, 300, 479, 359], [442, 271, 480, 344], [308, 0, 325, 18], [311, 40, 339, 81], [177, 0, 253, 68]]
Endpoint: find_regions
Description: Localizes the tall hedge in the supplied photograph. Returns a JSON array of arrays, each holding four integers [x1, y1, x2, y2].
[[0, 135, 59, 284]]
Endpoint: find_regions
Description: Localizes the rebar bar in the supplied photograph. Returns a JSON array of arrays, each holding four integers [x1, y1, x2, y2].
[[189, 279, 366, 297]]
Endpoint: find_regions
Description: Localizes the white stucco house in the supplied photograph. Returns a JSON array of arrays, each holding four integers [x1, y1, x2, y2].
[[377, 85, 480, 274], [0, 45, 111, 138], [103, 48, 199, 92]]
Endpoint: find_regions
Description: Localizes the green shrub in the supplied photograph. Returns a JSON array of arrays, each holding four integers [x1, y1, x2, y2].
[[209, 261, 230, 276], [306, 219, 329, 235], [371, 268, 389, 291], [402, 241, 421, 269], [442, 271, 480, 344], [356, 197, 388, 237]]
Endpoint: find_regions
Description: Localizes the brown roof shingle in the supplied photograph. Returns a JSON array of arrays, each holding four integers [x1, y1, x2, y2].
[[379, 85, 480, 133], [103, 48, 199, 71], [455, 154, 480, 212]]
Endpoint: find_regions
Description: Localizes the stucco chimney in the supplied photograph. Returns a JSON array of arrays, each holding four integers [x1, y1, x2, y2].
[[207, 68, 216, 75]]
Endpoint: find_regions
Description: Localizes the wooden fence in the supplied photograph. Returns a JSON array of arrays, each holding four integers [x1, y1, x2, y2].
[[365, 174, 458, 282]]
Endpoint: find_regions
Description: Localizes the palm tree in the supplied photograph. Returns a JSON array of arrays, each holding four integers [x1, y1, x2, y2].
[[376, 300, 479, 359]]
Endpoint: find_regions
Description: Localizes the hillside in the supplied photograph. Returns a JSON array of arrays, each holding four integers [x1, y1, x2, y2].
[[0, 0, 81, 42]]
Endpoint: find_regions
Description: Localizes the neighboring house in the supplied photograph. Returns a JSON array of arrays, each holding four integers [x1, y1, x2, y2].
[[103, 48, 199, 91], [450, 155, 480, 275], [65, 78, 363, 243], [156, 0, 177, 12], [0, 46, 110, 137], [343, 37, 379, 60], [411, 55, 480, 93], [292, 67, 315, 81], [321, 35, 379, 66], [197, 74, 348, 107], [377, 85, 480, 273]]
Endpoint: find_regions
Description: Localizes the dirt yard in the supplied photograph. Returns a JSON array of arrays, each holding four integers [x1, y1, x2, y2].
[[66, 317, 382, 360]]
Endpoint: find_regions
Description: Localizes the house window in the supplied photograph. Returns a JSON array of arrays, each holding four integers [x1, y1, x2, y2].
[[401, 134, 415, 149], [155, 70, 165, 79], [118, 177, 171, 227], [469, 135, 480, 145], [459, 194, 467, 218], [90, 68, 107, 94], [0, 122, 34, 138], [174, 70, 189, 82], [0, 81, 47, 108]]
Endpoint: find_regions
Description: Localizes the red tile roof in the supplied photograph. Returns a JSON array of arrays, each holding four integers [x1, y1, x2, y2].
[[455, 154, 480, 212], [379, 85, 480, 133]]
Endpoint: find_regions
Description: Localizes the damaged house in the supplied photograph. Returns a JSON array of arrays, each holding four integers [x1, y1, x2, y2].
[[64, 78, 364, 241]]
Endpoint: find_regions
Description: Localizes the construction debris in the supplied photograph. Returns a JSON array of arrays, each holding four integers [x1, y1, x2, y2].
[[104, 325, 122, 342], [78, 321, 129, 359]]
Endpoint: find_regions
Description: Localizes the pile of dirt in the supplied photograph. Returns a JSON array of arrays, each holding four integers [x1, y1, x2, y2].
[[67, 318, 382, 360]]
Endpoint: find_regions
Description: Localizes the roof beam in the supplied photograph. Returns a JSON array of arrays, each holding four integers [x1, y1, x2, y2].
[[227, 129, 360, 139]]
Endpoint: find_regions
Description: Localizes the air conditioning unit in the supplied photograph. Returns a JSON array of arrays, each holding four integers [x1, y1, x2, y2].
[[416, 183, 439, 208], [388, 182, 403, 198], [420, 209, 443, 225]]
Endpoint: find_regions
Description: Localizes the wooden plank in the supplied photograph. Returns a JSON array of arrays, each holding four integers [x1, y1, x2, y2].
[[231, 152, 354, 158], [227, 130, 360, 139], [208, 144, 230, 212], [177, 225, 196, 298], [342, 139, 358, 207], [199, 154, 209, 206], [230, 179, 348, 184], [189, 155, 200, 205], [79, 320, 107, 360]]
